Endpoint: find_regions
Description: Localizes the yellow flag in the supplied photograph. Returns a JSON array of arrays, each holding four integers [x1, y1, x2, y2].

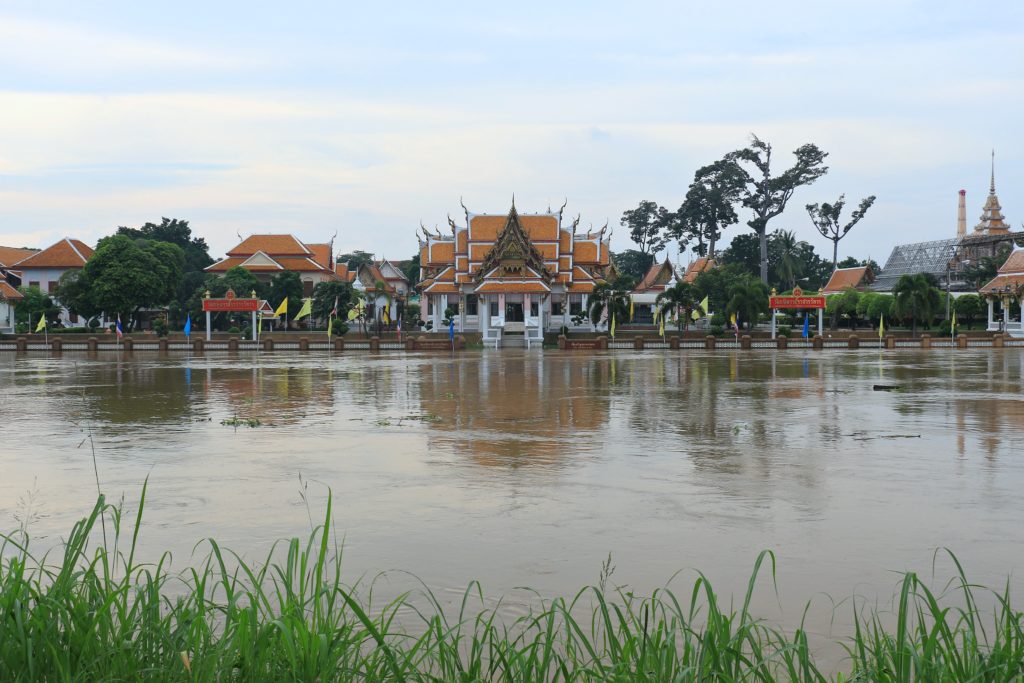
[[659, 313, 665, 337], [383, 304, 390, 325], [327, 316, 333, 339], [35, 315, 46, 332], [693, 295, 708, 321], [274, 297, 288, 317], [729, 312, 737, 328], [951, 311, 957, 331], [347, 305, 359, 321], [878, 314, 885, 339], [294, 298, 312, 321], [629, 299, 634, 321], [610, 311, 616, 338]]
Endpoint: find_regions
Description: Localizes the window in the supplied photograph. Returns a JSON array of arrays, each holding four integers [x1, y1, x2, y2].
[[551, 299, 563, 316], [465, 294, 478, 316], [302, 279, 314, 297], [47, 281, 57, 294], [490, 301, 499, 317], [530, 301, 539, 317], [29, 281, 40, 290], [569, 295, 583, 316]]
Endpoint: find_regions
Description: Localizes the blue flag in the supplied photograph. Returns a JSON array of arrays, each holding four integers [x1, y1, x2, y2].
[[802, 313, 809, 339], [184, 314, 192, 338], [448, 319, 455, 341]]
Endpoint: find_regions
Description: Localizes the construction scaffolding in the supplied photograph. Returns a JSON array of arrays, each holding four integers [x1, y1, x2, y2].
[[871, 237, 963, 292]]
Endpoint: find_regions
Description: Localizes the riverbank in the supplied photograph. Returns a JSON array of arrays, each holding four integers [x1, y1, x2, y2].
[[2, 491, 1022, 681]]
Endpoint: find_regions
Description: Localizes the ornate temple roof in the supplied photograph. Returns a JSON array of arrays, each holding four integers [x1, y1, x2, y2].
[[970, 151, 1010, 236]]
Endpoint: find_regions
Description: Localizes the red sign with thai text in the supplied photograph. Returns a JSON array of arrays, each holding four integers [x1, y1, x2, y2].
[[769, 295, 826, 309], [202, 298, 260, 312]]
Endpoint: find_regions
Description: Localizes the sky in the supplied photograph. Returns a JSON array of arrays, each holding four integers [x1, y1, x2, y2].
[[1, 1, 1022, 266]]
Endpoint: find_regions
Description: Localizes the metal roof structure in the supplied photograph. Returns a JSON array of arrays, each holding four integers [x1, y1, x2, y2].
[[871, 237, 962, 292]]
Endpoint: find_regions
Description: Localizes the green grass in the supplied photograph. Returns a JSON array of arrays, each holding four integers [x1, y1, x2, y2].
[[2, 485, 1023, 681]]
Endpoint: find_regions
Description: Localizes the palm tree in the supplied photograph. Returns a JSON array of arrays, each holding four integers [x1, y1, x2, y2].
[[773, 230, 803, 290], [892, 273, 940, 337], [587, 282, 630, 331], [655, 281, 701, 333], [725, 277, 769, 331], [372, 279, 391, 334]]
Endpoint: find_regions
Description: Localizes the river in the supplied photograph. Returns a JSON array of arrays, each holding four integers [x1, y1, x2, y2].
[[2, 349, 1023, 638]]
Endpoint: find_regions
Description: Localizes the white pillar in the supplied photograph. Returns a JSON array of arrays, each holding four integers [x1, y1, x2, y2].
[[480, 296, 488, 335], [817, 309, 823, 336], [251, 310, 257, 340], [1003, 298, 1010, 330], [988, 298, 995, 330], [205, 311, 211, 341], [432, 295, 441, 331], [771, 309, 777, 338]]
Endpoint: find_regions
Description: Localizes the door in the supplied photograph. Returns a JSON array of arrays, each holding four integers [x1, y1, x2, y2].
[[505, 302, 524, 322]]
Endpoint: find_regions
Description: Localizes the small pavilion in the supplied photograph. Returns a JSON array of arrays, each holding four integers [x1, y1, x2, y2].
[[979, 247, 1024, 337]]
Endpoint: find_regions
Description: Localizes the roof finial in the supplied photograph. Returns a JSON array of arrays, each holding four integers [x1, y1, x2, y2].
[[459, 196, 469, 223], [511, 193, 516, 211], [990, 148, 996, 194]]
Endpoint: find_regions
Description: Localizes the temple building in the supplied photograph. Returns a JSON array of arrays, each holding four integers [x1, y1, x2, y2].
[[873, 153, 1022, 292], [417, 201, 612, 346], [206, 234, 339, 296], [630, 258, 678, 324], [822, 265, 875, 295], [351, 260, 412, 321], [979, 246, 1024, 337]]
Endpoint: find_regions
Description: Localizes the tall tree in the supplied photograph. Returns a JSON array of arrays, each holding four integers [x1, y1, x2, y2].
[[671, 159, 744, 258], [400, 254, 420, 285], [612, 249, 655, 283], [83, 235, 185, 327], [117, 218, 212, 273], [726, 135, 829, 283], [620, 201, 670, 261], [772, 230, 803, 290], [587, 282, 630, 329], [312, 281, 354, 323], [337, 250, 375, 270], [892, 273, 941, 337], [806, 194, 876, 269], [724, 276, 770, 330]]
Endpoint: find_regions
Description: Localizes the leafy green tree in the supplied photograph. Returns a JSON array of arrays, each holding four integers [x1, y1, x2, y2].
[[268, 271, 304, 325], [954, 294, 984, 329], [54, 270, 102, 322], [718, 233, 761, 275], [828, 288, 861, 329], [724, 275, 769, 330], [670, 159, 744, 258], [806, 194, 876, 269], [587, 282, 631, 329], [612, 249, 655, 283], [655, 281, 702, 332], [837, 256, 880, 272], [117, 218, 212, 273], [892, 274, 941, 336], [865, 293, 894, 328], [961, 244, 1015, 289], [692, 263, 751, 317], [15, 286, 60, 328], [312, 281, 354, 323], [84, 235, 185, 328], [726, 135, 829, 283], [400, 254, 420, 285], [772, 230, 803, 290], [620, 201, 670, 262], [337, 250, 374, 270]]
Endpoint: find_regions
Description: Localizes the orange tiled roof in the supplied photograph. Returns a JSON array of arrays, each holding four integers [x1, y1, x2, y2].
[[227, 234, 311, 257], [979, 274, 1024, 294], [427, 241, 455, 265], [307, 243, 331, 269], [14, 238, 92, 269], [0, 281, 24, 300], [682, 257, 714, 284], [423, 282, 460, 294], [475, 281, 551, 294], [573, 241, 598, 263], [997, 249, 1024, 274], [334, 263, 352, 281], [822, 266, 872, 294], [0, 246, 38, 268], [567, 281, 597, 293], [634, 260, 675, 292]]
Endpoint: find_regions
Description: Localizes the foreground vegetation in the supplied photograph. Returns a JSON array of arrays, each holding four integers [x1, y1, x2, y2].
[[3, 488, 1023, 681]]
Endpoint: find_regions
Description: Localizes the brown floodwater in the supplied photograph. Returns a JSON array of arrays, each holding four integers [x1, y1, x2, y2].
[[2, 349, 1024, 639]]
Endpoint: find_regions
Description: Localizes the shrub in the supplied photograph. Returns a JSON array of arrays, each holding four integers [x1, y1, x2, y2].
[[227, 326, 241, 334], [87, 318, 101, 330], [778, 325, 791, 337], [559, 325, 569, 336], [710, 313, 726, 328], [709, 324, 723, 336], [331, 320, 349, 336], [152, 319, 169, 337], [15, 322, 29, 333]]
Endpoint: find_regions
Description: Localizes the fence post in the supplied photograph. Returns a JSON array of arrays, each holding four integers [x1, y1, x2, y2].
[[51, 338, 62, 354], [669, 336, 680, 350], [16, 337, 27, 352], [88, 336, 98, 353], [993, 333, 1004, 348], [848, 335, 859, 349], [956, 333, 968, 349], [812, 334, 824, 350], [228, 337, 239, 351], [884, 334, 895, 350], [558, 335, 567, 350], [370, 336, 380, 352], [740, 334, 752, 350], [457, 335, 466, 350], [705, 335, 716, 350], [158, 338, 169, 353], [777, 335, 788, 350], [123, 338, 134, 353], [263, 338, 274, 351], [597, 336, 608, 350], [194, 338, 204, 353], [299, 337, 309, 351], [634, 336, 644, 350], [335, 337, 346, 351], [920, 333, 931, 349]]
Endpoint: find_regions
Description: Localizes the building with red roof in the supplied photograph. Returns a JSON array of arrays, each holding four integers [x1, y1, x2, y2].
[[822, 266, 875, 295], [979, 247, 1024, 337], [11, 238, 94, 326], [206, 234, 339, 296]]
